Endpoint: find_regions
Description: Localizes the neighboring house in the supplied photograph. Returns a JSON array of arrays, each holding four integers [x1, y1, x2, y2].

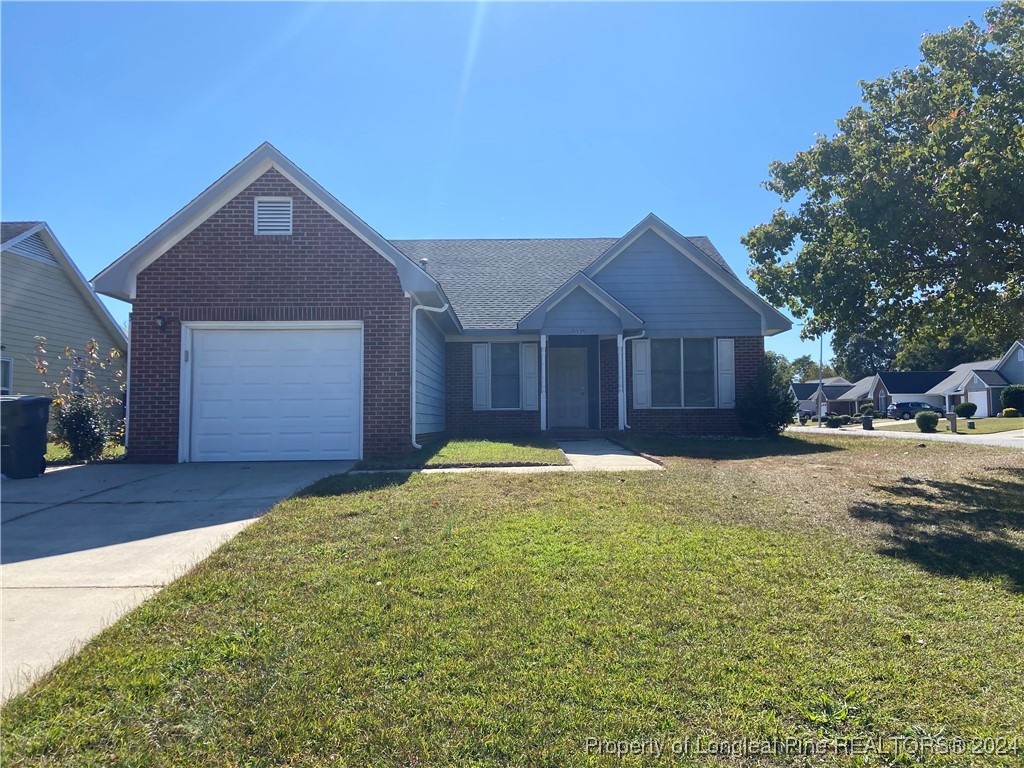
[[924, 341, 1024, 417], [92, 143, 791, 462], [834, 375, 883, 413], [791, 377, 854, 417], [875, 371, 950, 413], [1, 222, 127, 400]]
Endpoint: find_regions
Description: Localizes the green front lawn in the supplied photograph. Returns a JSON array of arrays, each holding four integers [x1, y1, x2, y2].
[[4, 434, 1023, 766], [875, 416, 1024, 435], [355, 437, 566, 470]]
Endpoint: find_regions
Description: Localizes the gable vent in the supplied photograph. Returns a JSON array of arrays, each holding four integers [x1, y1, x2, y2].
[[254, 197, 293, 236], [9, 232, 57, 264]]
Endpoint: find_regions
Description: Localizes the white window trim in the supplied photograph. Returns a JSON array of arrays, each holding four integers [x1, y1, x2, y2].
[[648, 338, 718, 409], [1, 356, 12, 395], [254, 196, 293, 236], [472, 342, 539, 412]]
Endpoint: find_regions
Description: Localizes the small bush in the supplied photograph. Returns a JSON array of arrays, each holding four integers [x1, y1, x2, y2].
[[915, 411, 940, 433], [1001, 385, 1024, 412], [840, 415, 852, 425], [859, 403, 874, 414], [954, 401, 978, 418], [55, 398, 108, 461], [1002, 407, 1021, 418], [737, 356, 799, 437], [825, 415, 843, 428]]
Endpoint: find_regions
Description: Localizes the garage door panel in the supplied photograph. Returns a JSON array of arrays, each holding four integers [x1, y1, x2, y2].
[[188, 327, 361, 461]]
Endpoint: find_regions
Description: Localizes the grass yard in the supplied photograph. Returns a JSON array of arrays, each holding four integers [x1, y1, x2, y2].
[[874, 416, 1024, 435], [4, 434, 1023, 766], [355, 437, 566, 470], [44, 441, 125, 464]]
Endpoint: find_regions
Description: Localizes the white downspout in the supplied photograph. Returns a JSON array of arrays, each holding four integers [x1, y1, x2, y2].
[[410, 300, 450, 450], [540, 333, 548, 431], [621, 330, 645, 429]]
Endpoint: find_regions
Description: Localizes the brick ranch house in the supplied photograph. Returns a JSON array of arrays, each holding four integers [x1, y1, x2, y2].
[[93, 143, 791, 462]]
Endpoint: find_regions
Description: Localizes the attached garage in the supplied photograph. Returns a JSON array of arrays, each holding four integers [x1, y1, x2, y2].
[[967, 388, 989, 418], [180, 322, 362, 462]]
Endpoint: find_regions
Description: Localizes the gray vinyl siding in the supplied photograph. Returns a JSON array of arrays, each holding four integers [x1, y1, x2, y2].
[[997, 345, 1024, 384], [541, 289, 622, 335], [415, 309, 445, 434], [591, 230, 761, 335], [0, 250, 126, 398]]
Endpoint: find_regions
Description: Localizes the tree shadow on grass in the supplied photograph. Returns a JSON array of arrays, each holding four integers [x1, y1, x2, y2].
[[850, 468, 1024, 593], [295, 471, 416, 498], [621, 434, 841, 461]]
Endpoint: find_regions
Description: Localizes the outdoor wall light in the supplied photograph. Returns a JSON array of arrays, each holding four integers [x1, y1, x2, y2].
[[155, 315, 167, 331]]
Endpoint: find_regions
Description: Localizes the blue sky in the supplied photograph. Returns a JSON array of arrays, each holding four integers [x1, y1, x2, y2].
[[1, 1, 986, 363]]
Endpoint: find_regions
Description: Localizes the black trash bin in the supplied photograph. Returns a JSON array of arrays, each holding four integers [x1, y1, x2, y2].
[[1, 396, 53, 479]]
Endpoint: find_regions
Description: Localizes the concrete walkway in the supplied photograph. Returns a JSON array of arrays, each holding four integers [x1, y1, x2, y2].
[[1, 460, 353, 703], [799, 425, 1024, 450], [555, 439, 662, 470]]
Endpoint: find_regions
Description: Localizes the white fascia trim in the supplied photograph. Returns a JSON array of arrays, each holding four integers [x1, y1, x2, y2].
[[517, 272, 644, 331], [446, 332, 541, 343], [583, 213, 792, 335], [94, 142, 442, 302], [8, 224, 129, 348]]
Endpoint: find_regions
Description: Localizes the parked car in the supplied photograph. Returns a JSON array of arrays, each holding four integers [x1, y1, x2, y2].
[[887, 401, 943, 420]]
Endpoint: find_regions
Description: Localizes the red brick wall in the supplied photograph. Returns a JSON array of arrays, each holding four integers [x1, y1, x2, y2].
[[445, 342, 541, 435], [625, 336, 764, 435], [128, 168, 411, 462], [599, 338, 619, 429]]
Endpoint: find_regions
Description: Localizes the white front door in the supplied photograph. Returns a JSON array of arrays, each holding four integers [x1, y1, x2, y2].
[[549, 347, 588, 428], [187, 326, 362, 461]]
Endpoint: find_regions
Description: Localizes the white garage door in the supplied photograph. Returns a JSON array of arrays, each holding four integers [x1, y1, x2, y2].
[[187, 326, 361, 461], [967, 390, 989, 418]]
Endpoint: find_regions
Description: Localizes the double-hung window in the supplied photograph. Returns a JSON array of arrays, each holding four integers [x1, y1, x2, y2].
[[472, 342, 539, 411], [635, 337, 730, 409]]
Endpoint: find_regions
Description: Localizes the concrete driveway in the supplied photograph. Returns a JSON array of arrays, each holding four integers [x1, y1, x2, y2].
[[1, 460, 353, 703]]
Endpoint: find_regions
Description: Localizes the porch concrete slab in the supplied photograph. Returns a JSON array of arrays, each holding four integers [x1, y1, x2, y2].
[[1, 459, 353, 703], [557, 440, 663, 471]]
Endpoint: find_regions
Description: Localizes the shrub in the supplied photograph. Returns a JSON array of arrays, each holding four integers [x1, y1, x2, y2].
[[1001, 385, 1024, 412], [954, 401, 978, 418], [825, 415, 843, 428], [915, 411, 940, 433], [859, 403, 874, 414], [840, 415, 852, 425], [737, 356, 799, 437], [56, 397, 108, 461], [1003, 407, 1021, 418]]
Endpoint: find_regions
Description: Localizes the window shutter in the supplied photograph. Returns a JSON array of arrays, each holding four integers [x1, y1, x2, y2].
[[521, 343, 539, 411], [472, 343, 490, 410], [254, 197, 293, 235], [717, 338, 735, 409], [632, 338, 651, 409]]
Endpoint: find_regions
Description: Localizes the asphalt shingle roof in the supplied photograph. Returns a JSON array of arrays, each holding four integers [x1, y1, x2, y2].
[[878, 371, 950, 394], [836, 375, 876, 401], [391, 236, 736, 330], [972, 369, 1009, 387], [1, 221, 42, 244], [926, 359, 1000, 395], [791, 383, 819, 400]]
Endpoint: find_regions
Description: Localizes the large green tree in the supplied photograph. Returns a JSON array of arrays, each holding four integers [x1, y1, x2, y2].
[[743, 1, 1024, 354]]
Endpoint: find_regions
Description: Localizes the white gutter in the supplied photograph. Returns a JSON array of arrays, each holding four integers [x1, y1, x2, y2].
[[410, 301, 450, 449], [621, 330, 645, 429]]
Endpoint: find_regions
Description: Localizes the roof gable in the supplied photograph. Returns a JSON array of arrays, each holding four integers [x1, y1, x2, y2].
[[583, 213, 792, 335], [517, 272, 643, 331], [93, 143, 445, 306], [2, 222, 127, 348]]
